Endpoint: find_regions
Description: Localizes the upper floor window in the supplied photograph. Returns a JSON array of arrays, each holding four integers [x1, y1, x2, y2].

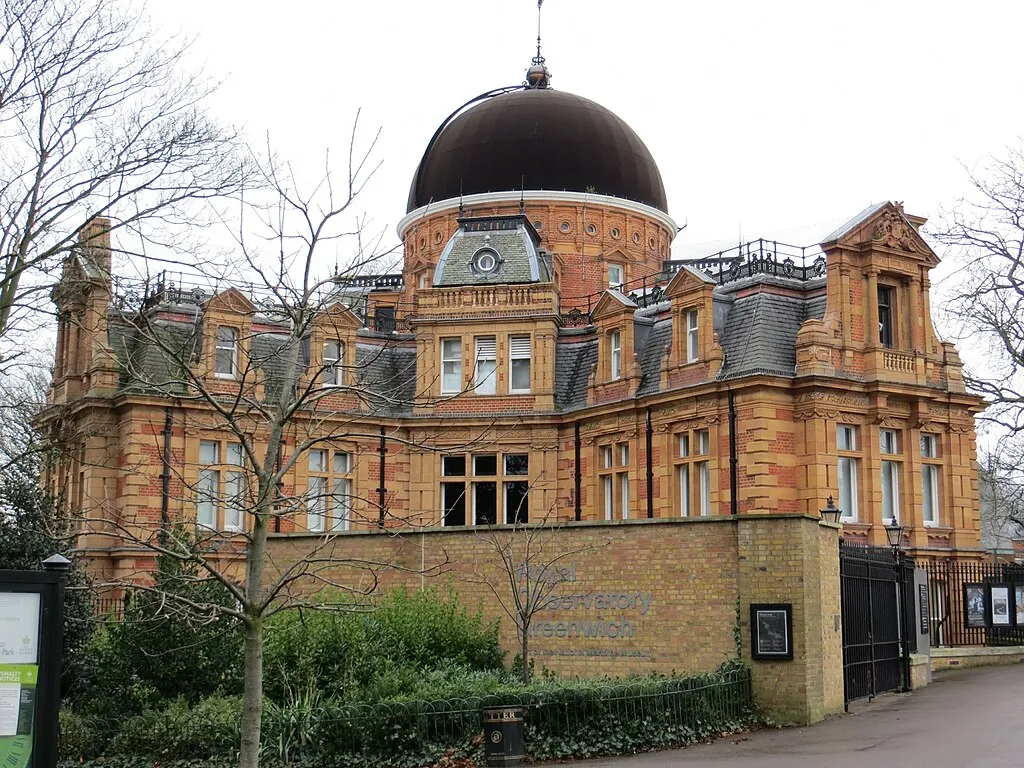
[[509, 335, 531, 394], [676, 428, 711, 516], [686, 309, 699, 363], [474, 336, 497, 395], [608, 264, 624, 290], [215, 327, 238, 377], [921, 433, 941, 526], [306, 448, 353, 532], [322, 340, 343, 386], [836, 424, 859, 522], [599, 441, 631, 520], [441, 338, 462, 394], [877, 285, 894, 348], [880, 428, 901, 522], [610, 330, 622, 380], [197, 439, 244, 531]]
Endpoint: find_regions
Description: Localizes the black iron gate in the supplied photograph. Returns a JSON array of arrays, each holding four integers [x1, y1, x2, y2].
[[839, 542, 914, 706]]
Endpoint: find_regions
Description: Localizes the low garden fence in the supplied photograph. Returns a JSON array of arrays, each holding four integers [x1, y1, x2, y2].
[[61, 667, 754, 767]]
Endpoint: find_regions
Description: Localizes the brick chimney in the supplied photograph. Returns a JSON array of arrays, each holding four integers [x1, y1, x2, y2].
[[78, 217, 112, 277]]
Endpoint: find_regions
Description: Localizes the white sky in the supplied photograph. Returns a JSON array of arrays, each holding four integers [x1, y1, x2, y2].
[[147, 0, 1024, 260]]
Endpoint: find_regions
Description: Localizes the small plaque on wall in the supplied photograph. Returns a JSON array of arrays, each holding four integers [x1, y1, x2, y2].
[[919, 584, 930, 635], [750, 603, 793, 661]]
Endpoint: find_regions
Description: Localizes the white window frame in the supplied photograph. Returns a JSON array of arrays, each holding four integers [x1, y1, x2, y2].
[[332, 452, 353, 532], [837, 424, 859, 522], [197, 439, 219, 529], [921, 433, 940, 526], [880, 428, 901, 523], [440, 338, 462, 395], [610, 330, 622, 380], [322, 340, 343, 387], [686, 309, 699, 363], [474, 336, 497, 395], [215, 327, 238, 378], [603, 474, 613, 521], [608, 264, 624, 290], [508, 335, 531, 394]]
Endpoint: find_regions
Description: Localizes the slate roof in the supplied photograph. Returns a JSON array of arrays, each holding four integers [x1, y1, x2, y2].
[[716, 288, 822, 380], [354, 342, 417, 416], [553, 337, 599, 410], [434, 217, 547, 287], [637, 318, 672, 396]]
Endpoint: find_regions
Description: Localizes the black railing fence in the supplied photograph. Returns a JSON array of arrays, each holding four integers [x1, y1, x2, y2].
[[925, 560, 1024, 648], [62, 668, 754, 765]]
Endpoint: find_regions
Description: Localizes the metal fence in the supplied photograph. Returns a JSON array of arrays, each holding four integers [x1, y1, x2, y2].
[[925, 560, 1024, 647], [277, 668, 753, 765]]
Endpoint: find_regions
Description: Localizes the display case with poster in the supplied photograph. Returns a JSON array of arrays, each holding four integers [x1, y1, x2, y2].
[[964, 583, 987, 629], [990, 584, 1012, 627], [750, 603, 793, 661]]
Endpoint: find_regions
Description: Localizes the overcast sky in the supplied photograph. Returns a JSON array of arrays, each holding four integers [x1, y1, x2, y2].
[[146, 0, 1024, 263]]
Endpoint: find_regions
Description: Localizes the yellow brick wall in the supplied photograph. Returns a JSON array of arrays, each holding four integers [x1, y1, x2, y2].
[[268, 513, 844, 724]]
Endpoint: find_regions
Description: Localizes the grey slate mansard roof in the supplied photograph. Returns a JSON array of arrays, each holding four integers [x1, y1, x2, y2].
[[106, 305, 418, 414], [434, 217, 549, 287], [106, 270, 827, 414]]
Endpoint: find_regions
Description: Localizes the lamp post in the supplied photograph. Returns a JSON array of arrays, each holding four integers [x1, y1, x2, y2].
[[820, 496, 843, 525], [883, 519, 910, 692]]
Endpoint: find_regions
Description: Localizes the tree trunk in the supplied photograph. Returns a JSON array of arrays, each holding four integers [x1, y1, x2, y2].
[[238, 615, 263, 768], [520, 625, 530, 685]]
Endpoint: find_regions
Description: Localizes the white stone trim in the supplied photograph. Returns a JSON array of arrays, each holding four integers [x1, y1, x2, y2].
[[398, 190, 678, 241]]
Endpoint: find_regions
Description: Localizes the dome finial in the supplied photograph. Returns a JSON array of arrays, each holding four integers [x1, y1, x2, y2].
[[525, 0, 551, 89]]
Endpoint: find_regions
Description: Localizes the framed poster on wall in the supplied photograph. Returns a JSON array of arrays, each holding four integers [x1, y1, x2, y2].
[[750, 603, 793, 661], [990, 584, 1012, 627], [964, 583, 987, 628], [1015, 585, 1024, 627]]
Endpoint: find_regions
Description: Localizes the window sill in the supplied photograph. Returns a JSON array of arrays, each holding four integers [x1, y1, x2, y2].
[[214, 373, 237, 380]]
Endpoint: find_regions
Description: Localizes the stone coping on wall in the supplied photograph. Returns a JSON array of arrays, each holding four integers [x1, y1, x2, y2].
[[269, 512, 839, 540], [931, 645, 1024, 671]]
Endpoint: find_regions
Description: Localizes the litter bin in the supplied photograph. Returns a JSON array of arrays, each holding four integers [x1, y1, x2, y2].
[[482, 706, 524, 767]]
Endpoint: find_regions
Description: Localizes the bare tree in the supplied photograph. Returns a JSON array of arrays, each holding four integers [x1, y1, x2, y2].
[[935, 143, 1024, 463], [0, 0, 243, 358], [40, 122, 450, 768], [978, 452, 1024, 553], [469, 502, 605, 684]]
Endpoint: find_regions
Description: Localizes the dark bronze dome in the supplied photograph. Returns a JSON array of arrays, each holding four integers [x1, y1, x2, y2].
[[407, 88, 668, 213]]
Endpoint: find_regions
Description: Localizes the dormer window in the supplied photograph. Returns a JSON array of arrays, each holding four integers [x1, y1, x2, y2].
[[608, 264, 624, 290], [322, 340, 343, 386], [470, 247, 501, 276], [610, 330, 622, 380], [215, 327, 237, 377], [686, 309, 699, 363], [878, 285, 894, 348]]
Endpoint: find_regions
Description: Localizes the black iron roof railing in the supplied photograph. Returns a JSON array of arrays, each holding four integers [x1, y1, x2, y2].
[[559, 238, 827, 327]]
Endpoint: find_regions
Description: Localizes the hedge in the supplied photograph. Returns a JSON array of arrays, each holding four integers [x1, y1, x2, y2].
[[59, 663, 754, 768]]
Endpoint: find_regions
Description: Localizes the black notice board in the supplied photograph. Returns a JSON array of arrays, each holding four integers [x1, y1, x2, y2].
[[919, 583, 930, 635], [750, 603, 793, 661]]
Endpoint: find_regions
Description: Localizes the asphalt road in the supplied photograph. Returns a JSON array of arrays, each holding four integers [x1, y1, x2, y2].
[[564, 665, 1024, 767]]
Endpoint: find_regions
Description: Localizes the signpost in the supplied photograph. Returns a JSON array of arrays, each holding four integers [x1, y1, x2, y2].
[[0, 555, 70, 768]]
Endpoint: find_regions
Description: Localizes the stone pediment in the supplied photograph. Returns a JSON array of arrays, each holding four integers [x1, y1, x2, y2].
[[316, 301, 363, 332], [590, 289, 637, 322], [664, 263, 717, 299], [205, 286, 255, 315], [821, 201, 938, 265]]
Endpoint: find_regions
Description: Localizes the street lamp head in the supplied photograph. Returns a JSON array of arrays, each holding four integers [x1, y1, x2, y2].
[[884, 519, 904, 550], [819, 496, 843, 525]]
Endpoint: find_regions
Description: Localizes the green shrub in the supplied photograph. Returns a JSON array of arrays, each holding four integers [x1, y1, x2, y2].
[[58, 707, 99, 760], [107, 696, 242, 759], [262, 587, 504, 704]]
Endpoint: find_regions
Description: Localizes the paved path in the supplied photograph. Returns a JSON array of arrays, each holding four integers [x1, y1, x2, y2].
[[564, 665, 1024, 767]]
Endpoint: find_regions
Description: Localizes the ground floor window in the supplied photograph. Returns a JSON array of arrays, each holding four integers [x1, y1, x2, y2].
[[441, 452, 529, 525]]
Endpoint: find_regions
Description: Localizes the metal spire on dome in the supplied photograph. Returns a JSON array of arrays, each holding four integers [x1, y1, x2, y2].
[[525, 0, 551, 89]]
